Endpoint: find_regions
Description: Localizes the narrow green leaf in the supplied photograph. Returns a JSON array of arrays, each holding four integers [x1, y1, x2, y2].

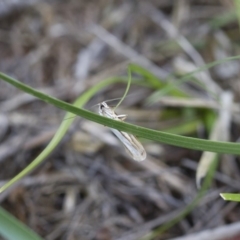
[[220, 193, 240, 202], [114, 67, 132, 110], [129, 63, 163, 88], [129, 63, 188, 97], [0, 207, 42, 240]]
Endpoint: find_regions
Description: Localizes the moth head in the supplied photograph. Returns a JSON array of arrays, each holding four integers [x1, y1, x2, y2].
[[99, 102, 109, 115]]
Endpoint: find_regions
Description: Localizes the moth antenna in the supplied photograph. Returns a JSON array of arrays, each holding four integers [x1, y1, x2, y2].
[[90, 92, 138, 110]]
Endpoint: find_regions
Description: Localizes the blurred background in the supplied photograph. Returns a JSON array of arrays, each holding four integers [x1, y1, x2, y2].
[[0, 0, 240, 240]]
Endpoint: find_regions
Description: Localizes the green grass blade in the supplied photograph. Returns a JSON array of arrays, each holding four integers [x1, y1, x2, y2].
[[129, 63, 163, 88], [0, 72, 240, 156], [0, 207, 42, 240], [220, 193, 240, 202], [114, 67, 132, 110], [129, 63, 188, 97], [0, 77, 138, 193], [234, 0, 240, 29]]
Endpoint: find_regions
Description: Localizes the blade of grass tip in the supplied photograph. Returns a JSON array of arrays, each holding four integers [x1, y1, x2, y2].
[[141, 157, 218, 240], [220, 193, 240, 202], [234, 0, 240, 29], [113, 66, 132, 110], [0, 207, 43, 240]]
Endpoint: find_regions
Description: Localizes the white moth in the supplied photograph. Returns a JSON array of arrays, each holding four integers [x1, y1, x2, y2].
[[98, 102, 146, 161]]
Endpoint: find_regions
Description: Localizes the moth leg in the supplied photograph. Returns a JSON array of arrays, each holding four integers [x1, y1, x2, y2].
[[117, 114, 127, 121]]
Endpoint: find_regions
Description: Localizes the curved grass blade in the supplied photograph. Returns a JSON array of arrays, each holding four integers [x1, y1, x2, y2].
[[129, 63, 188, 97], [220, 193, 240, 202]]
